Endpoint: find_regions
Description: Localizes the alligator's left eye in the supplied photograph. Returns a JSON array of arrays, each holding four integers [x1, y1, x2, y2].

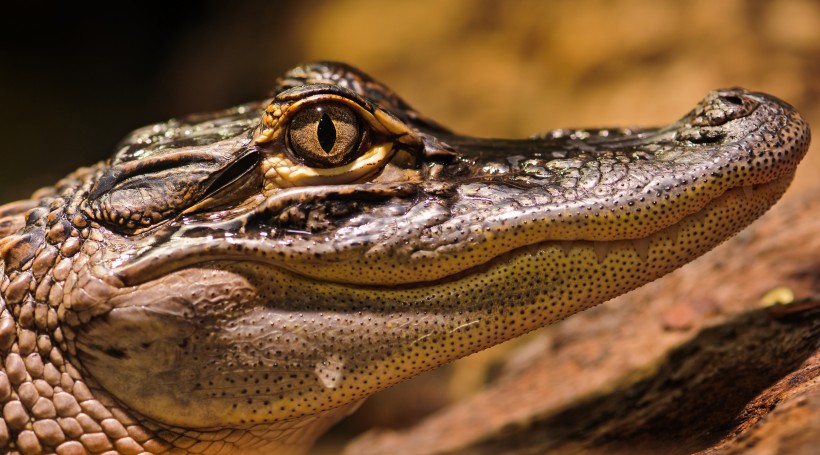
[[287, 103, 362, 168]]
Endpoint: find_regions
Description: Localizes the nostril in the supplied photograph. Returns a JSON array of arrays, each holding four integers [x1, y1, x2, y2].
[[723, 95, 744, 105]]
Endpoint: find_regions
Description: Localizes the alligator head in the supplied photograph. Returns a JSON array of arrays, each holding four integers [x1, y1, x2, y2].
[[0, 62, 810, 454]]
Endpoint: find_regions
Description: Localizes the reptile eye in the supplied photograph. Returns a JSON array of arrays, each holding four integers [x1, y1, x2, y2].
[[287, 103, 362, 168]]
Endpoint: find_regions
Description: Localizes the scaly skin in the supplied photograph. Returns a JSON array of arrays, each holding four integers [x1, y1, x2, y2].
[[0, 62, 810, 454]]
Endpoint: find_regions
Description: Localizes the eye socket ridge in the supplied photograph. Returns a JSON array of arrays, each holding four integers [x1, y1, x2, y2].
[[286, 102, 367, 168]]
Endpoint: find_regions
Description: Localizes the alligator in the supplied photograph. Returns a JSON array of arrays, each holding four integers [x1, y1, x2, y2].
[[0, 62, 810, 454]]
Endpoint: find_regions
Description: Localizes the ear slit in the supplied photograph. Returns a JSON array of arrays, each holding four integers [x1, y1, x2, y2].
[[203, 148, 260, 198]]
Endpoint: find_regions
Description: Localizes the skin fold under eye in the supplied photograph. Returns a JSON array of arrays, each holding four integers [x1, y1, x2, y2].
[[287, 103, 362, 168]]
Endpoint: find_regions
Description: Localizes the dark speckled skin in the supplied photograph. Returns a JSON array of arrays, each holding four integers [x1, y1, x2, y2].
[[0, 62, 810, 454]]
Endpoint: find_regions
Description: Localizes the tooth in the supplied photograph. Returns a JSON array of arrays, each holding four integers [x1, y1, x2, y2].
[[559, 241, 575, 256], [632, 237, 651, 261], [593, 242, 611, 263], [666, 223, 680, 244], [689, 210, 708, 231], [713, 190, 731, 204]]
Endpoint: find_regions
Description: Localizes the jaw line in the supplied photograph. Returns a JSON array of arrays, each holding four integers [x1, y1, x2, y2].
[[111, 175, 793, 290]]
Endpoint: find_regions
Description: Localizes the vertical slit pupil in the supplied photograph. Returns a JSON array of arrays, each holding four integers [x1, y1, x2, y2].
[[317, 112, 336, 153]]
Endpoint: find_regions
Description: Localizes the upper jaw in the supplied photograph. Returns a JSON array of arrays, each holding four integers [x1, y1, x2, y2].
[[106, 88, 810, 287]]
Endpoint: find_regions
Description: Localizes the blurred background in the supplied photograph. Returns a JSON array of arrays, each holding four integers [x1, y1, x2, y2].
[[1, 0, 818, 452]]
